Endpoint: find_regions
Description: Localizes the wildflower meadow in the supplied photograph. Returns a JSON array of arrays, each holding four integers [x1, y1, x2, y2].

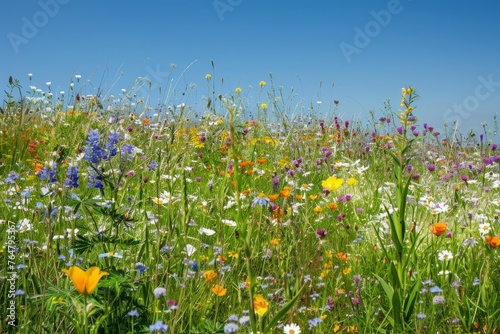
[[1, 71, 500, 334]]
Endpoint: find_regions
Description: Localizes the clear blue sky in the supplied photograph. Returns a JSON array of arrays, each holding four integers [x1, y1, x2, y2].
[[2, 0, 500, 137]]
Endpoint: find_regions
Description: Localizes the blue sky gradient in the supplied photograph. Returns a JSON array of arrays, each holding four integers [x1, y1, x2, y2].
[[2, 0, 500, 136]]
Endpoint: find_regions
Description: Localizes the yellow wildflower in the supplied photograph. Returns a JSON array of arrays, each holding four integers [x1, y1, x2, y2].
[[347, 177, 357, 185], [321, 176, 343, 191], [203, 270, 217, 283], [253, 294, 269, 316], [62, 266, 108, 296], [211, 284, 227, 297]]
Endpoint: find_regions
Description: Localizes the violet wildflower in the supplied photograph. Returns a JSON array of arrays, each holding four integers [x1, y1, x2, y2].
[[147, 160, 158, 170], [316, 229, 327, 239]]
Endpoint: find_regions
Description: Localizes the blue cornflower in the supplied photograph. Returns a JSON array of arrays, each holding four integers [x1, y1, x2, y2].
[[50, 207, 59, 218], [149, 320, 168, 332], [121, 143, 135, 157], [127, 309, 139, 317], [189, 261, 199, 272], [252, 195, 270, 207], [228, 314, 239, 322], [417, 313, 426, 319], [223, 323, 239, 333], [473, 277, 480, 285], [5, 171, 20, 184], [64, 165, 79, 188], [14, 290, 25, 296], [153, 287, 167, 299], [20, 188, 31, 198], [135, 262, 148, 274], [433, 295, 445, 305], [429, 286, 443, 293], [37, 167, 48, 181], [238, 315, 250, 326], [308, 317, 323, 329]]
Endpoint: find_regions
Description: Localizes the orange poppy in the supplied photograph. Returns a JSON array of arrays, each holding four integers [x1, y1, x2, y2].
[[429, 222, 447, 236], [485, 235, 500, 248]]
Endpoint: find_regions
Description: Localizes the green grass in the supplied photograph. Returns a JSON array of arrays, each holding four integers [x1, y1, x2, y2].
[[1, 74, 500, 333]]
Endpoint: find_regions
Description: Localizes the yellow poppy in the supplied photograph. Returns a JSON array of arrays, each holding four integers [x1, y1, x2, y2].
[[211, 284, 227, 297], [203, 270, 217, 283], [321, 176, 343, 191], [62, 266, 108, 296], [253, 294, 269, 316]]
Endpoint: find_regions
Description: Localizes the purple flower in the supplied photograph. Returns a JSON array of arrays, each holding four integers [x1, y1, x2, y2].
[[121, 143, 135, 156], [427, 164, 436, 172], [272, 175, 280, 190], [316, 229, 327, 239], [147, 160, 158, 170]]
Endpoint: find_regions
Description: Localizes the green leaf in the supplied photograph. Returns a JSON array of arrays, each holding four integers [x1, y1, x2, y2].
[[374, 274, 394, 301], [404, 279, 421, 323], [264, 284, 306, 333]]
